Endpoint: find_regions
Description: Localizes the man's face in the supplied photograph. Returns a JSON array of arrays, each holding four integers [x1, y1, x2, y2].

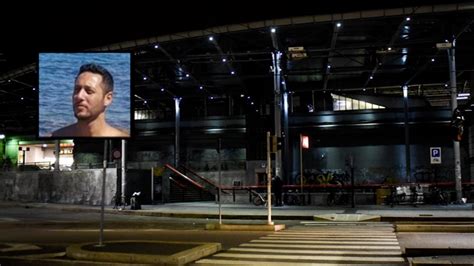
[[73, 72, 112, 121]]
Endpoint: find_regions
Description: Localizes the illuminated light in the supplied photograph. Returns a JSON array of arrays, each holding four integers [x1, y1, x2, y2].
[[270, 28, 276, 33], [327, 65, 331, 69], [301, 135, 309, 149], [401, 48, 408, 63], [32, 87, 36, 91], [144, 100, 147, 104], [457, 96, 469, 100], [161, 88, 165, 92], [431, 58, 435, 62], [231, 71, 235, 75], [281, 81, 285, 85], [240, 94, 244, 98], [445, 39, 449, 43], [445, 84, 448, 87], [406, 17, 411, 21], [388, 47, 392, 51], [404, 26, 409, 30], [247, 96, 251, 99], [363, 88, 366, 91], [42, 144, 47, 148], [458, 93, 470, 97], [222, 58, 227, 62], [370, 76, 373, 80], [208, 36, 214, 41], [21, 97, 24, 100], [336, 22, 342, 28], [199, 86, 203, 90], [143, 76, 147, 81], [186, 74, 190, 78], [0, 134, 5, 139], [256, 109, 259, 112], [403, 85, 408, 98], [7, 80, 11, 83], [154, 44, 159, 49], [251, 102, 254, 105], [210, 96, 214, 100]]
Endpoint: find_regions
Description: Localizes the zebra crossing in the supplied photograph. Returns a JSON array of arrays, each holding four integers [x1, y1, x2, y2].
[[195, 221, 406, 265]]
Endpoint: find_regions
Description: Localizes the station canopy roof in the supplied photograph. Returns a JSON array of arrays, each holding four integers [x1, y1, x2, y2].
[[0, 2, 473, 135]]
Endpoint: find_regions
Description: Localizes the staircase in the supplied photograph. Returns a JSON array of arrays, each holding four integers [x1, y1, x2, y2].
[[165, 164, 215, 203]]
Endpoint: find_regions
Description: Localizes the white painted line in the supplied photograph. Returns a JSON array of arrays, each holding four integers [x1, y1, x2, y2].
[[274, 232, 396, 236], [261, 236, 398, 241], [0, 243, 42, 252], [287, 228, 394, 231], [229, 247, 402, 256], [196, 258, 347, 265], [241, 243, 401, 250], [0, 217, 20, 222], [268, 235, 397, 239], [214, 252, 406, 262], [252, 239, 399, 245]]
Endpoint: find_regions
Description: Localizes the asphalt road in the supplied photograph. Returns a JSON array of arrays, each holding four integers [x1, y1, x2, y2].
[[2, 206, 474, 265]]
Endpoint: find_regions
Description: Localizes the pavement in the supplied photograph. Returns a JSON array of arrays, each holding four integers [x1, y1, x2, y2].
[[1, 200, 474, 265], [2, 201, 473, 221]]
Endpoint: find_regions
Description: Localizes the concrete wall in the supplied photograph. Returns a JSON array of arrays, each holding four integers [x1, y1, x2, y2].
[[196, 170, 247, 187], [0, 169, 116, 205], [291, 144, 467, 185]]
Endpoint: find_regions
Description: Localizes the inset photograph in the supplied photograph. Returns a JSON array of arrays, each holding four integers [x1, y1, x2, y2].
[[38, 53, 131, 138]]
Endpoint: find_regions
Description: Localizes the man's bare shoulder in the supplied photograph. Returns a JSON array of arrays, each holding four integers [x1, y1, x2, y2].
[[51, 124, 78, 137], [105, 125, 130, 137]]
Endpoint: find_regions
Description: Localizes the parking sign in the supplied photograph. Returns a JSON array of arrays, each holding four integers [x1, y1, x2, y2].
[[430, 147, 441, 164]]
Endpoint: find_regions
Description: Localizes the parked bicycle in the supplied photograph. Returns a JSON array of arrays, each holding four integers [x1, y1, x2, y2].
[[384, 186, 406, 207], [250, 190, 267, 206], [410, 184, 422, 207], [284, 191, 302, 205], [425, 185, 449, 205]]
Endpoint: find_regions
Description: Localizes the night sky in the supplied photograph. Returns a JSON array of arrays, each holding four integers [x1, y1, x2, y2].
[[0, 0, 466, 73]]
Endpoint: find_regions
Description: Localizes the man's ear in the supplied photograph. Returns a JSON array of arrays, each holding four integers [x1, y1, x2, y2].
[[104, 91, 113, 107]]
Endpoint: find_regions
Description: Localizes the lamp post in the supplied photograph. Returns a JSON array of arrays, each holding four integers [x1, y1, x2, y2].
[[403, 85, 411, 183], [0, 134, 5, 167]]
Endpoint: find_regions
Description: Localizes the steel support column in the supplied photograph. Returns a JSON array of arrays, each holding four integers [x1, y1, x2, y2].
[[272, 51, 282, 179], [448, 41, 462, 203], [174, 97, 181, 167]]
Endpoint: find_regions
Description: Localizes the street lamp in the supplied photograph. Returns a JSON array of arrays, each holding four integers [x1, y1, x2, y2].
[[0, 134, 5, 167]]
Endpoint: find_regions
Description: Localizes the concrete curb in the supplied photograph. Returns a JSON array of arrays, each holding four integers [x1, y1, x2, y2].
[[411, 258, 453, 265], [411, 257, 472, 266], [396, 224, 474, 232], [314, 214, 381, 222], [0, 256, 151, 265], [205, 223, 286, 231], [66, 240, 221, 265]]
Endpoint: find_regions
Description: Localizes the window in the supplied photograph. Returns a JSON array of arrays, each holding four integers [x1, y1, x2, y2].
[[134, 109, 158, 120], [331, 94, 385, 111]]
